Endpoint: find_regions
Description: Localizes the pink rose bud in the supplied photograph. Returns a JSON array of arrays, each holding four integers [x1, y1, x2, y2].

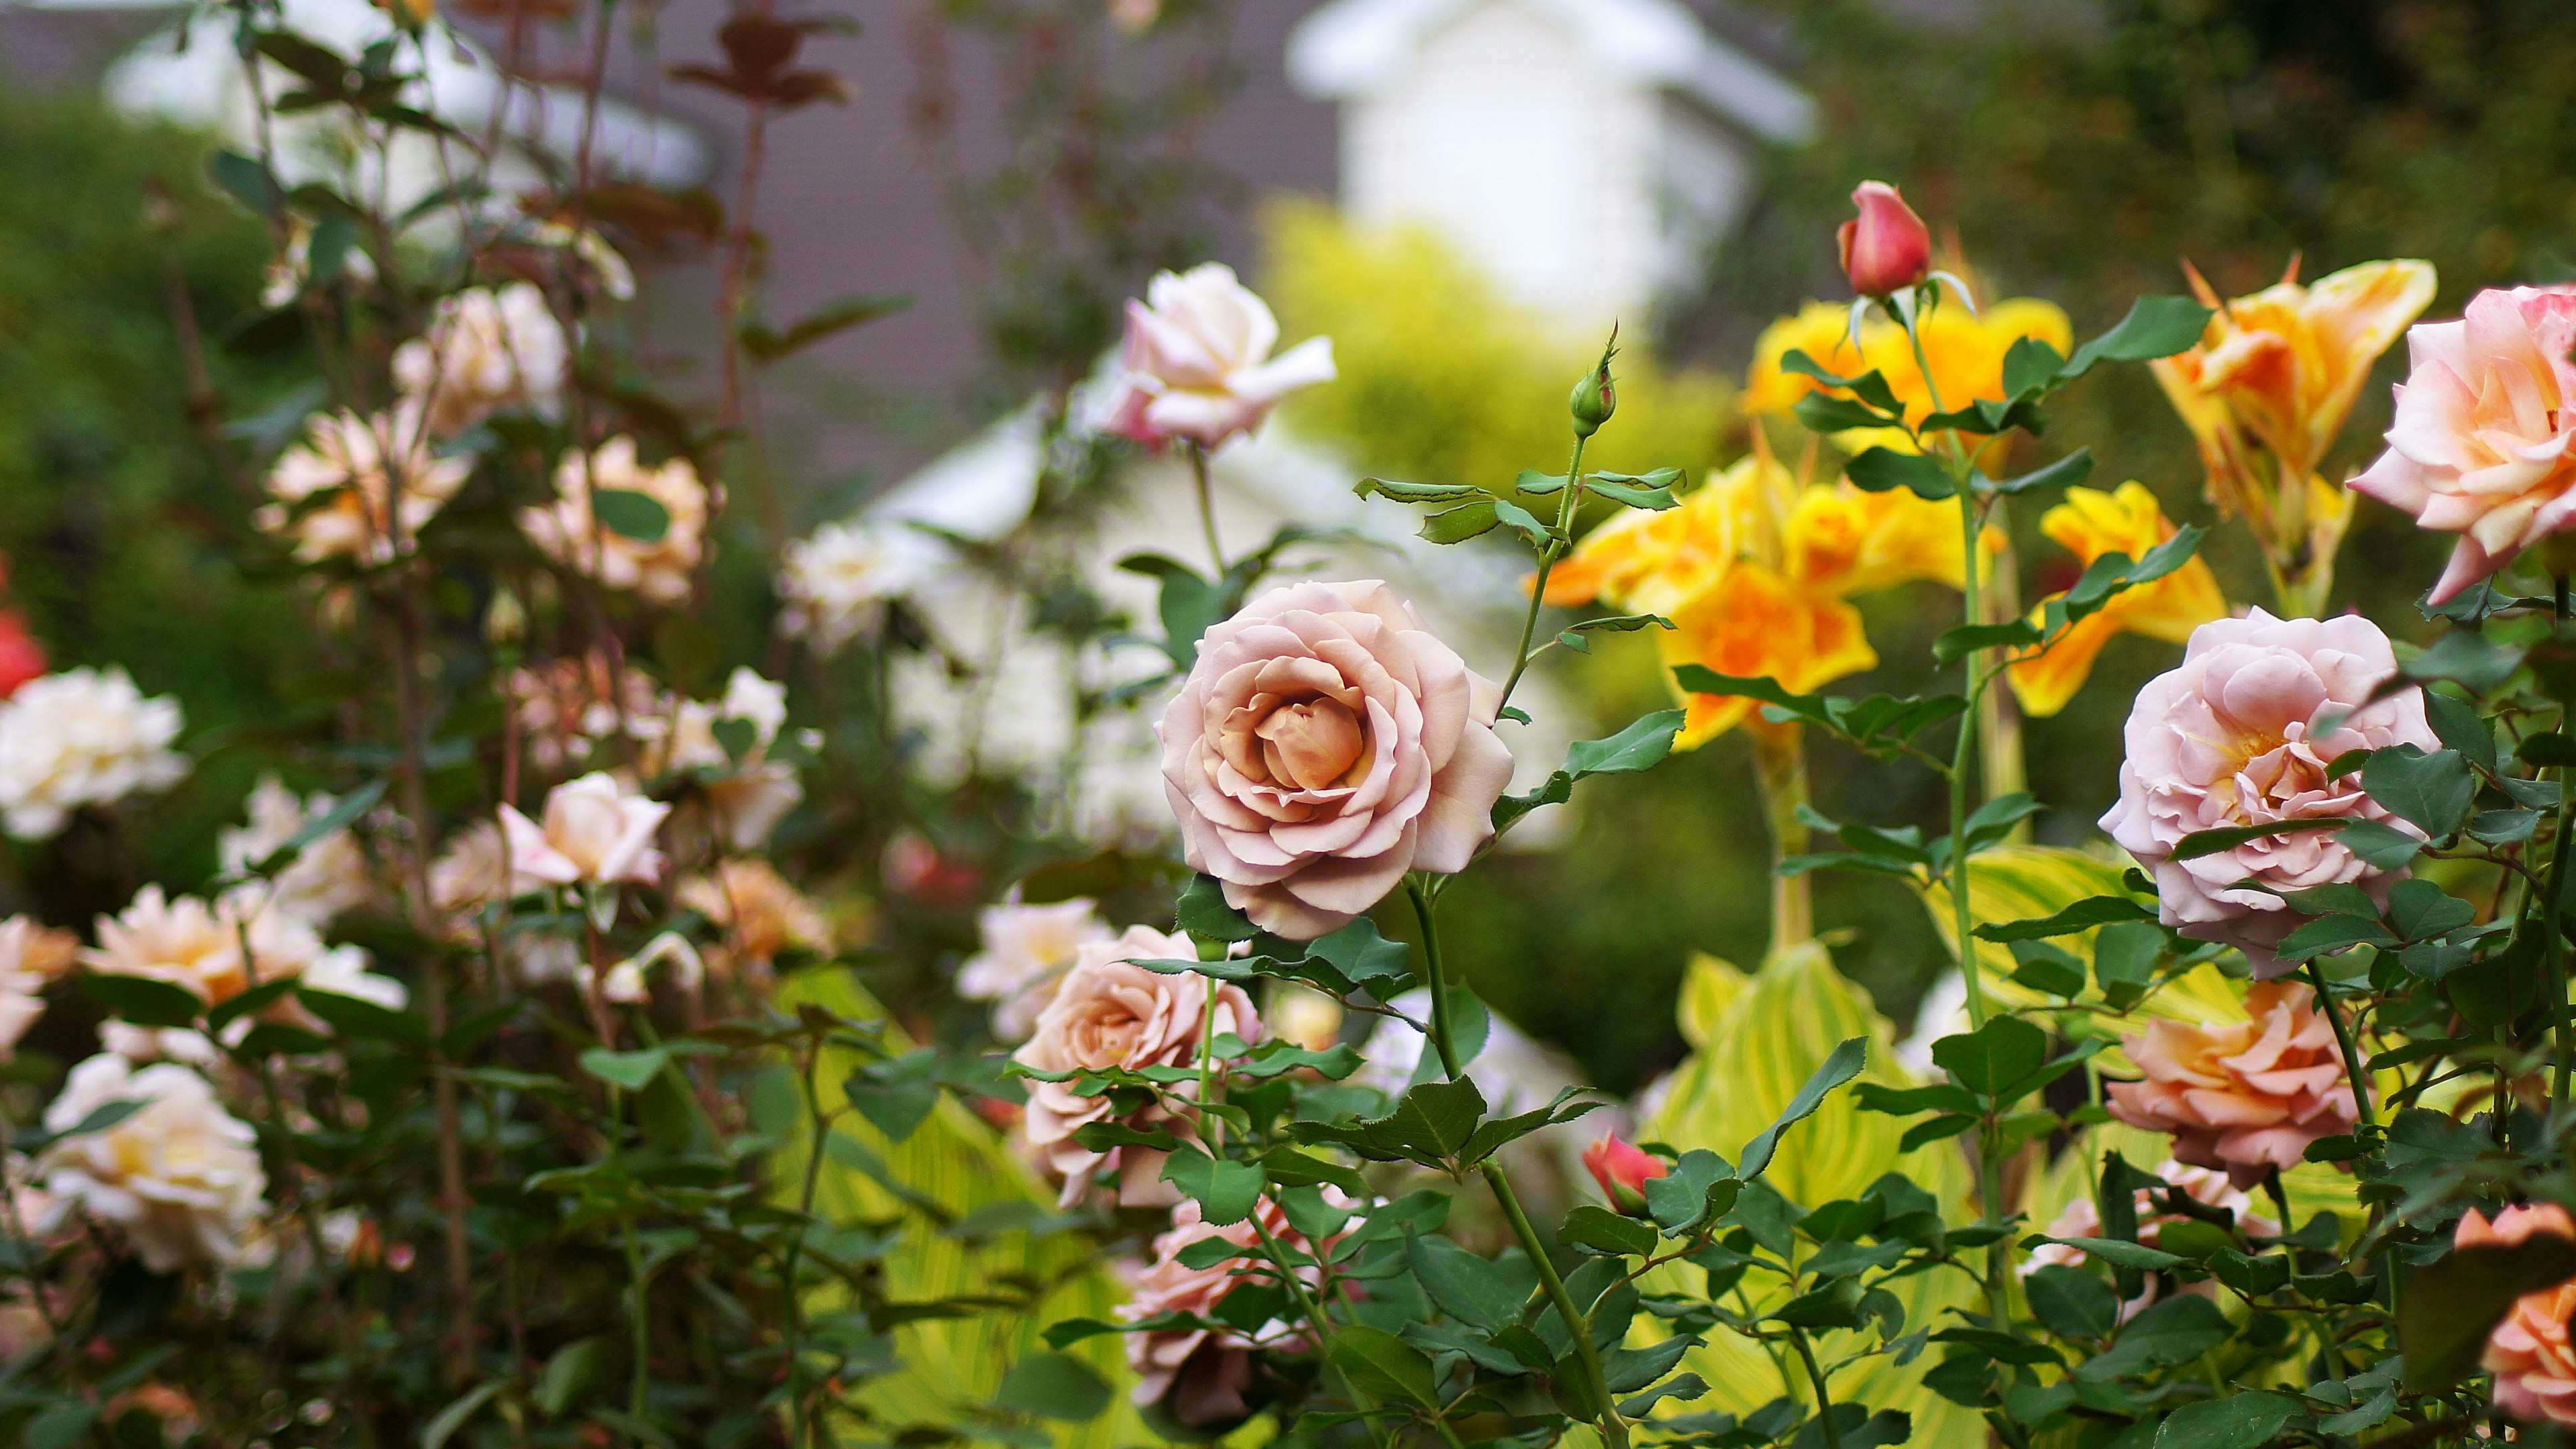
[[1582, 1133, 1668, 1216], [1836, 181, 1933, 299]]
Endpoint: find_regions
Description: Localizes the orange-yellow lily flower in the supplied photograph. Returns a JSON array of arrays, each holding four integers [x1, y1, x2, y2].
[[1741, 294, 2074, 454], [2149, 257, 2434, 614], [2006, 483, 2229, 718], [1554, 452, 1984, 748]]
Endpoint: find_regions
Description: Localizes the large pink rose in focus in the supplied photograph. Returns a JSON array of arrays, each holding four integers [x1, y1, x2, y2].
[[2352, 284, 2576, 604], [1014, 926, 1259, 1206], [1098, 264, 1336, 450], [1120, 1195, 1338, 1428], [1158, 581, 1515, 938], [2458, 1203, 2576, 1425], [2100, 608, 2436, 975], [2104, 981, 2357, 1190]]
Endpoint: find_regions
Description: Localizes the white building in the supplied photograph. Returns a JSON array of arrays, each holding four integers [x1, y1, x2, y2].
[[1288, 0, 1813, 330]]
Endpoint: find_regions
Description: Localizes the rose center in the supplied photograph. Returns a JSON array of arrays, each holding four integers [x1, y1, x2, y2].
[[1253, 698, 1366, 791]]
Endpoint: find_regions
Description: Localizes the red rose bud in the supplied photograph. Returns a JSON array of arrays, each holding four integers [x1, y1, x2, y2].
[[1582, 1132, 1668, 1216], [1837, 180, 1932, 299]]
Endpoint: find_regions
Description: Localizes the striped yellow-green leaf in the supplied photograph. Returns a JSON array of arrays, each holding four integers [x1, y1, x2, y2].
[[779, 971, 1145, 1449], [1640, 942, 1982, 1446]]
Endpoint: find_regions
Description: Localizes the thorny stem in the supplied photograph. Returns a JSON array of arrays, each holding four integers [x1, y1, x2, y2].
[[1189, 442, 1226, 577], [1411, 879, 1625, 1449], [1789, 1330, 1843, 1449]]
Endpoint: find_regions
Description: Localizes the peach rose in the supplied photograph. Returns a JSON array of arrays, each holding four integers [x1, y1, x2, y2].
[[2353, 284, 2576, 604], [1013, 926, 1258, 1205], [521, 437, 708, 606], [2458, 1203, 2576, 1424], [1158, 580, 1513, 939], [500, 773, 669, 888], [1122, 1195, 1334, 1427], [1098, 264, 1336, 449], [2105, 981, 2357, 1189], [2100, 608, 2437, 975]]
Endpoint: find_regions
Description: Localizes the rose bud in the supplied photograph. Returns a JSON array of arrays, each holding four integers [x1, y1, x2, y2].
[[1570, 352, 1617, 439], [1582, 1133, 1668, 1216], [1837, 181, 1933, 299]]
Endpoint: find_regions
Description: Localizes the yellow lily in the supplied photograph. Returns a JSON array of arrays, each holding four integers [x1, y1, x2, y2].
[[1741, 294, 2074, 455], [2005, 482, 2229, 718], [2149, 257, 2435, 614]]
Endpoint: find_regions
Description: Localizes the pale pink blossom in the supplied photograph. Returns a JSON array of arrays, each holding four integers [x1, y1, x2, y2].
[[1013, 926, 1258, 1205], [2458, 1203, 2576, 1424], [391, 283, 568, 438], [2023, 1160, 2275, 1322], [958, 897, 1114, 1042], [1157, 580, 1513, 939], [1098, 264, 1336, 449], [1122, 1195, 1336, 1427], [2353, 284, 2576, 603], [2100, 608, 2437, 975], [2105, 981, 2358, 1189], [500, 773, 669, 888]]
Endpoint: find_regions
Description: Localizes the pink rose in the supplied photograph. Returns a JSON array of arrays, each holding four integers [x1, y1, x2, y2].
[[500, 773, 670, 888], [2458, 1203, 2576, 1424], [1120, 1195, 1337, 1427], [2353, 284, 2576, 604], [1098, 264, 1337, 450], [1014, 926, 1260, 1205], [2104, 981, 2358, 1189], [1581, 1133, 1667, 1216], [2023, 1160, 2274, 1323], [1837, 181, 1932, 299], [1158, 580, 1514, 939], [2100, 608, 2436, 975]]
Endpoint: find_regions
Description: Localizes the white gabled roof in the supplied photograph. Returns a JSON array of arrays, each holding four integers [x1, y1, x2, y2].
[[1287, 0, 1814, 144]]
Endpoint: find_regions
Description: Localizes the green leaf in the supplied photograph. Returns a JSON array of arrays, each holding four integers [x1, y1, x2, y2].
[[423, 1381, 506, 1449], [1794, 392, 1900, 434], [2422, 688, 2498, 771], [2387, 878, 2475, 943], [1175, 874, 1258, 943], [1287, 1077, 1487, 1168], [250, 778, 385, 878], [1987, 446, 2095, 496], [1585, 476, 1679, 510], [737, 292, 913, 364], [1736, 1037, 1866, 1180], [2062, 296, 2213, 377], [1845, 447, 1957, 501], [580, 1046, 671, 1091], [2053, 525, 2207, 627], [2522, 731, 2576, 767], [23, 1405, 99, 1449], [2151, 1391, 2300, 1449], [80, 972, 203, 1028], [2362, 745, 2476, 837], [992, 1352, 1112, 1421], [2273, 913, 2399, 965], [1972, 894, 2156, 941], [1643, 1148, 1741, 1234], [1930, 1016, 2047, 1096], [2169, 818, 2345, 861], [1493, 710, 1685, 829], [1491, 497, 1554, 546], [1405, 1231, 1532, 1331], [592, 487, 671, 544], [1768, 1275, 1866, 1329], [2023, 1265, 2121, 1340], [846, 1049, 941, 1142], [1356, 477, 1487, 505], [1933, 621, 2041, 665], [1419, 499, 1500, 543], [301, 987, 430, 1046], [1559, 1204, 1659, 1257], [1303, 917, 1413, 996], [2339, 818, 2424, 869], [1159, 1148, 1266, 1226], [2402, 1236, 2576, 1389], [207, 977, 299, 1032], [207, 149, 284, 219], [1326, 1325, 1440, 1409], [1780, 351, 1903, 412], [2040, 1236, 2186, 1272], [2002, 336, 2067, 396]]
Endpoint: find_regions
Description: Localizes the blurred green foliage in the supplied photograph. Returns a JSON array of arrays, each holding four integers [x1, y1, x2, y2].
[[0, 87, 300, 914]]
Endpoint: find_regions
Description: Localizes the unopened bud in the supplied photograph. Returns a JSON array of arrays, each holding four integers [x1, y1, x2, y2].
[[1837, 180, 1933, 299], [1570, 352, 1617, 439], [485, 587, 527, 647]]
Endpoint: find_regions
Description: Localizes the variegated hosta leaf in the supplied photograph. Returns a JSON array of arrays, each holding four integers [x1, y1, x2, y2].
[[780, 973, 1144, 1449], [1641, 943, 1984, 1446]]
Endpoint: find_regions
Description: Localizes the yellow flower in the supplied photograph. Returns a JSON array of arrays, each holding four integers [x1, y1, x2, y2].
[[2149, 258, 2433, 614], [2006, 483, 2229, 718], [1742, 295, 2074, 453], [1556, 453, 1981, 747]]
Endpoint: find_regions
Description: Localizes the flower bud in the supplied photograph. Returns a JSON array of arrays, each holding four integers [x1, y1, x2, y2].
[[1837, 181, 1932, 299], [1570, 354, 1617, 439], [484, 587, 527, 648], [1581, 1132, 1668, 1216]]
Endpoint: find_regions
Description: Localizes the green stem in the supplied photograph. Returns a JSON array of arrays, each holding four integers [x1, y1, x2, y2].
[[1406, 879, 1462, 1079], [1500, 429, 1592, 713], [2302, 960, 2376, 1130], [2551, 576, 2575, 1103], [1788, 1330, 1844, 1449], [611, 1085, 652, 1424], [782, 1048, 829, 1449], [1189, 442, 1225, 577], [1248, 1216, 1388, 1449]]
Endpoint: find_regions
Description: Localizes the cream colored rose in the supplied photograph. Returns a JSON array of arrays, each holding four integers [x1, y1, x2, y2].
[[778, 521, 941, 653], [219, 773, 375, 926], [86, 885, 406, 1059], [0, 667, 189, 841], [678, 859, 828, 978], [1013, 926, 1258, 1204], [428, 820, 508, 924], [521, 437, 708, 605], [392, 283, 568, 438], [1157, 581, 1513, 938], [257, 406, 470, 566], [959, 897, 1113, 1042], [0, 917, 72, 1061], [37, 1054, 266, 1271], [500, 772, 670, 887]]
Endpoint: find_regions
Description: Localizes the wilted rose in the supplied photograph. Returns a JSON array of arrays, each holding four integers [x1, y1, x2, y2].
[[1013, 926, 1258, 1205], [2352, 284, 2576, 603], [1098, 264, 1336, 450], [1837, 181, 1931, 299], [2100, 609, 2436, 975], [2104, 981, 2358, 1189], [1157, 581, 1513, 939]]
